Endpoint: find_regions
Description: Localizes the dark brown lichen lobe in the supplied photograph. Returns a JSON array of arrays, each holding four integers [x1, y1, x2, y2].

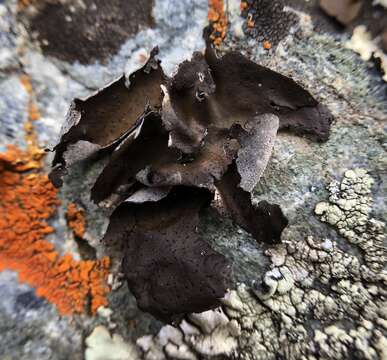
[[49, 48, 164, 187], [90, 112, 179, 206], [162, 52, 217, 154], [203, 48, 332, 141], [51, 44, 332, 321], [106, 187, 231, 322]]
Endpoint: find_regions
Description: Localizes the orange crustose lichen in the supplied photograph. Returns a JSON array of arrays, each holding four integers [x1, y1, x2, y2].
[[20, 74, 45, 166], [0, 75, 111, 315], [0, 146, 110, 315], [66, 203, 86, 239], [208, 0, 228, 46], [263, 40, 272, 50]]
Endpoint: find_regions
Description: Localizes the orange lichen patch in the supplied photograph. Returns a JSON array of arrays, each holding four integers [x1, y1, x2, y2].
[[0, 145, 41, 172], [208, 0, 228, 47], [20, 74, 33, 94], [263, 40, 272, 50], [20, 74, 45, 165], [0, 145, 110, 315], [66, 203, 86, 239]]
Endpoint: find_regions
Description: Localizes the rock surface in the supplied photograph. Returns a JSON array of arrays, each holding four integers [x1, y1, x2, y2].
[[0, 0, 385, 359]]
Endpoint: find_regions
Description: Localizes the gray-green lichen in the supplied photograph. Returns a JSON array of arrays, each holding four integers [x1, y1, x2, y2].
[[131, 169, 386, 360], [315, 168, 386, 281]]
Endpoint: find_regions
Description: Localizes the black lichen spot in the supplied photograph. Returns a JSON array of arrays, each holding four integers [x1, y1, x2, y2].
[[242, 0, 298, 46], [20, 0, 155, 64], [104, 187, 231, 322]]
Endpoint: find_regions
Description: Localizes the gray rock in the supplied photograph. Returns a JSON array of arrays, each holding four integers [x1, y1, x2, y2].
[[0, 0, 386, 359]]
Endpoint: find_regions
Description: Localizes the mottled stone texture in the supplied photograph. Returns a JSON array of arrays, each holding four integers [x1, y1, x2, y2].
[[0, 0, 386, 359]]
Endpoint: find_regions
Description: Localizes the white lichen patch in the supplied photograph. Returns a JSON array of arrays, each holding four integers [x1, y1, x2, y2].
[[85, 325, 140, 360], [137, 308, 240, 360], [315, 168, 386, 281], [373, 0, 387, 8], [137, 169, 386, 359], [345, 26, 387, 82], [252, 266, 295, 300]]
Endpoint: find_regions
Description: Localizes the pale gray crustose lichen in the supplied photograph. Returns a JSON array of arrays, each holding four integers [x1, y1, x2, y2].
[[130, 169, 386, 359]]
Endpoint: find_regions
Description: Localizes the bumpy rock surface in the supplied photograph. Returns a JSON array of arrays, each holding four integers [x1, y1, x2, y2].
[[0, 0, 386, 359]]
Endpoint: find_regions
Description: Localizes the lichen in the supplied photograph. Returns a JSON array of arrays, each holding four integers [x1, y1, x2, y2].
[[0, 75, 111, 315], [51, 41, 332, 320], [85, 325, 140, 360], [18, 0, 155, 64], [1, 0, 385, 357], [315, 168, 385, 280], [345, 25, 387, 82], [240, 0, 298, 48], [0, 145, 111, 315], [66, 202, 86, 239], [373, 0, 387, 8], [19, 74, 45, 166], [136, 169, 386, 359], [137, 308, 240, 359], [208, 0, 228, 46]]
